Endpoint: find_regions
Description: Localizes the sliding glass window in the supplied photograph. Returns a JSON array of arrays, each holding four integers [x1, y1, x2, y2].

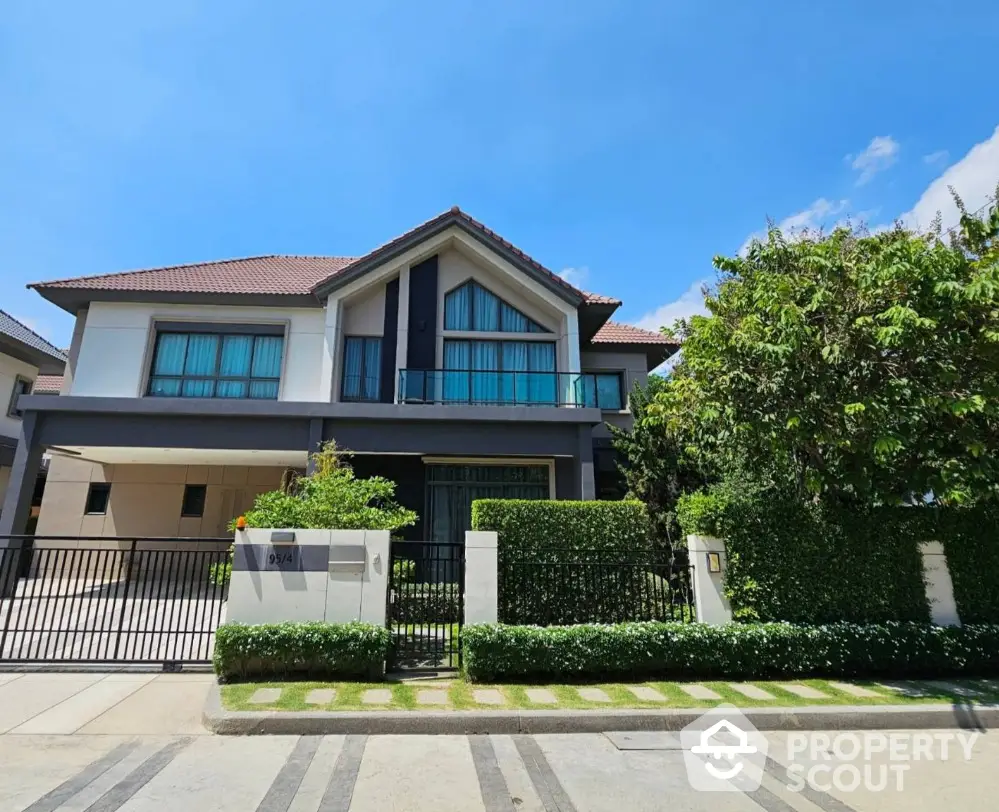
[[442, 339, 556, 405], [147, 327, 283, 399], [341, 337, 382, 402]]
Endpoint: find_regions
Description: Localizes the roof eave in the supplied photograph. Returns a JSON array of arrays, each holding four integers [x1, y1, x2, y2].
[[588, 339, 680, 371], [30, 286, 322, 315]]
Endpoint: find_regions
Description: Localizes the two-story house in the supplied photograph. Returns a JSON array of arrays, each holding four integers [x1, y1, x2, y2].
[[0, 312, 66, 515], [1, 208, 676, 543]]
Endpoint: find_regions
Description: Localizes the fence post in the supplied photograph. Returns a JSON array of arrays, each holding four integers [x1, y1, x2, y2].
[[464, 531, 498, 625], [920, 541, 961, 626], [686, 535, 732, 625]]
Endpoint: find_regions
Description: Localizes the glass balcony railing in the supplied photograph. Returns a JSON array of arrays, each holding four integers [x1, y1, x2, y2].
[[396, 370, 623, 409]]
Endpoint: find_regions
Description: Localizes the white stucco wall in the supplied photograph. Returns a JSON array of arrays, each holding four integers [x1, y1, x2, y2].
[[0, 353, 40, 439], [341, 285, 386, 337], [70, 302, 326, 401]]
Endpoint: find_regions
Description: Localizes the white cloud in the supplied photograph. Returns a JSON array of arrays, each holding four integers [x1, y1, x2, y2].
[[740, 198, 849, 254], [847, 135, 900, 186], [558, 266, 589, 288], [899, 125, 999, 231], [632, 278, 710, 333], [923, 150, 949, 166]]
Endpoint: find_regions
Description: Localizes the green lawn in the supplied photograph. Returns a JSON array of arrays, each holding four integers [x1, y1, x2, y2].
[[221, 677, 999, 712]]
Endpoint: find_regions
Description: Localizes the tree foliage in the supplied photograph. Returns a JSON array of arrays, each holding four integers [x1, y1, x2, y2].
[[237, 441, 418, 530], [650, 188, 999, 505]]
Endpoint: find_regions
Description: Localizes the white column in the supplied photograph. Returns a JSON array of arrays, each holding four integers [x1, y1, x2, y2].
[[686, 535, 732, 625], [920, 541, 961, 626], [394, 266, 410, 402], [358, 530, 390, 626], [464, 531, 498, 625], [320, 297, 342, 402]]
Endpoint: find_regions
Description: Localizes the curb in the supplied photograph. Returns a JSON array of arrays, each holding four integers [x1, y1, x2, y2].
[[202, 684, 999, 735]]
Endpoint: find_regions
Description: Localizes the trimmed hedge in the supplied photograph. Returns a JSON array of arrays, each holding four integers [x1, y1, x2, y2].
[[390, 583, 461, 624], [678, 491, 930, 624], [213, 621, 389, 682], [461, 622, 999, 682], [471, 499, 652, 551], [941, 509, 999, 624]]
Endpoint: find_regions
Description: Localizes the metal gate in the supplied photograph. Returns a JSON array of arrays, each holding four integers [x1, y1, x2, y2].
[[0, 536, 231, 666], [386, 540, 464, 670]]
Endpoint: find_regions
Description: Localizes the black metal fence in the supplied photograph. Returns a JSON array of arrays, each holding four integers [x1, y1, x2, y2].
[[499, 548, 695, 626], [386, 540, 465, 670], [0, 536, 231, 665]]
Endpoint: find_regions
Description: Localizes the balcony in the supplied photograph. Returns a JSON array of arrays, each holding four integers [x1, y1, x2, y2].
[[397, 369, 623, 409]]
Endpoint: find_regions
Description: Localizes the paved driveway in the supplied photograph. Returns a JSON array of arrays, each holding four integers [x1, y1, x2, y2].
[[1, 672, 996, 811]]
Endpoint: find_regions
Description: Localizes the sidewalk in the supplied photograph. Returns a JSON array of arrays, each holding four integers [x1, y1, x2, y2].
[[0, 671, 213, 735]]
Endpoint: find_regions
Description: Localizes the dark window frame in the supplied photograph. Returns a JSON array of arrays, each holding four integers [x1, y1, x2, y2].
[[85, 482, 111, 515], [341, 336, 383, 402], [146, 325, 284, 400], [181, 484, 208, 518], [7, 375, 33, 418], [443, 280, 552, 334], [582, 371, 626, 411]]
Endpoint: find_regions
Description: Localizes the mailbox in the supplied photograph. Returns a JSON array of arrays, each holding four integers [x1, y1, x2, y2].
[[270, 531, 296, 545], [328, 544, 366, 573]]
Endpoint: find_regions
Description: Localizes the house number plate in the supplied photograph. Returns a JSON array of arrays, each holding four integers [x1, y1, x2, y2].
[[263, 546, 301, 571]]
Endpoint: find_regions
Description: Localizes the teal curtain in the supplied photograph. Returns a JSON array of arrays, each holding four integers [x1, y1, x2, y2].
[[362, 339, 381, 400], [443, 340, 469, 402], [180, 335, 218, 397], [152, 334, 187, 375], [527, 342, 556, 405], [471, 341, 499, 403], [148, 331, 282, 399], [342, 337, 364, 400], [596, 374, 623, 409], [474, 285, 500, 330], [251, 336, 283, 378], [500, 342, 529, 404], [217, 335, 252, 398], [444, 284, 472, 330]]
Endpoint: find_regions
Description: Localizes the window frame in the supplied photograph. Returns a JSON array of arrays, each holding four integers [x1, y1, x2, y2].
[[145, 322, 285, 400], [340, 336, 383, 403], [180, 484, 208, 518], [443, 280, 552, 334], [84, 482, 112, 515], [7, 375, 34, 418], [582, 371, 626, 411]]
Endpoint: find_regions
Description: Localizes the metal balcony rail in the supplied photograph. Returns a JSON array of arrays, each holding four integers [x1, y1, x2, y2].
[[397, 369, 620, 408]]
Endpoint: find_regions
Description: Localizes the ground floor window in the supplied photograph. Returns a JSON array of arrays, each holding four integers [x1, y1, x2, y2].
[[425, 463, 550, 542]]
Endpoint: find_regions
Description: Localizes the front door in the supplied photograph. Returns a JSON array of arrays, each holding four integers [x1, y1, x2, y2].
[[424, 463, 550, 543]]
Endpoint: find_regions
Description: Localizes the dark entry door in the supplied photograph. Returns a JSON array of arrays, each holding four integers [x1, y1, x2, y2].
[[425, 463, 550, 543]]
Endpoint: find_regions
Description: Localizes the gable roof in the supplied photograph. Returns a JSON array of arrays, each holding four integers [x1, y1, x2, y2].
[[0, 310, 67, 365], [591, 321, 673, 346]]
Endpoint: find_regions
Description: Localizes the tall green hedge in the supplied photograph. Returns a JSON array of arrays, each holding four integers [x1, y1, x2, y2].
[[471, 499, 651, 550], [940, 509, 999, 624]]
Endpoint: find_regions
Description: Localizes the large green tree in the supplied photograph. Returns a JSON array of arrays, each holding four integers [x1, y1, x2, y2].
[[650, 189, 999, 505]]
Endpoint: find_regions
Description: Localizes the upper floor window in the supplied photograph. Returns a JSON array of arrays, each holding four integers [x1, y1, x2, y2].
[[580, 372, 624, 410], [7, 375, 33, 418], [342, 336, 381, 402], [444, 281, 550, 333], [147, 325, 283, 399]]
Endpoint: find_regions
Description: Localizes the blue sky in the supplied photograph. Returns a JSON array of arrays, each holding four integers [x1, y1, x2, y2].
[[3, 0, 998, 347]]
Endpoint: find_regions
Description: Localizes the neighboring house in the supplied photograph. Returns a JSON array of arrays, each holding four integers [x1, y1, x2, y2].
[[2, 208, 677, 541], [0, 311, 66, 513]]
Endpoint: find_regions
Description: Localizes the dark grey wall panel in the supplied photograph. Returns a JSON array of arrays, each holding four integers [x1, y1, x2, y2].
[[380, 278, 400, 403], [407, 256, 438, 370]]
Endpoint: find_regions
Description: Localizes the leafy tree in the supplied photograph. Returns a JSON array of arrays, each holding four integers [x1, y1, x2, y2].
[[651, 188, 999, 505], [610, 376, 709, 548], [236, 441, 418, 530]]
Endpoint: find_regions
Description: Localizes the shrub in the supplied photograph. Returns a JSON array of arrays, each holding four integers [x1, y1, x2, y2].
[[390, 583, 461, 624], [677, 489, 930, 623], [237, 441, 418, 532], [941, 509, 999, 624], [471, 499, 651, 551], [461, 621, 999, 682], [213, 621, 389, 682]]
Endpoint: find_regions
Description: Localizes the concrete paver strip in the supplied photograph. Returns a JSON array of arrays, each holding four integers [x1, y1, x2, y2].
[[249, 688, 283, 705], [525, 688, 558, 704], [678, 684, 722, 701], [305, 689, 336, 705], [626, 686, 668, 702], [361, 689, 393, 705], [12, 678, 151, 735], [577, 688, 612, 703], [416, 689, 449, 705], [925, 681, 985, 697], [472, 689, 505, 705], [776, 683, 828, 699], [0, 673, 24, 686], [0, 676, 99, 734], [878, 681, 930, 697], [828, 681, 881, 698], [286, 735, 345, 812], [727, 683, 776, 700], [77, 678, 212, 735], [489, 735, 545, 812]]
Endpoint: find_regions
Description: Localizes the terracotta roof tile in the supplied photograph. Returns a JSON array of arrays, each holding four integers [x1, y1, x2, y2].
[[30, 255, 357, 296], [582, 292, 621, 305], [0, 310, 67, 361], [32, 374, 63, 394], [592, 321, 674, 345]]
